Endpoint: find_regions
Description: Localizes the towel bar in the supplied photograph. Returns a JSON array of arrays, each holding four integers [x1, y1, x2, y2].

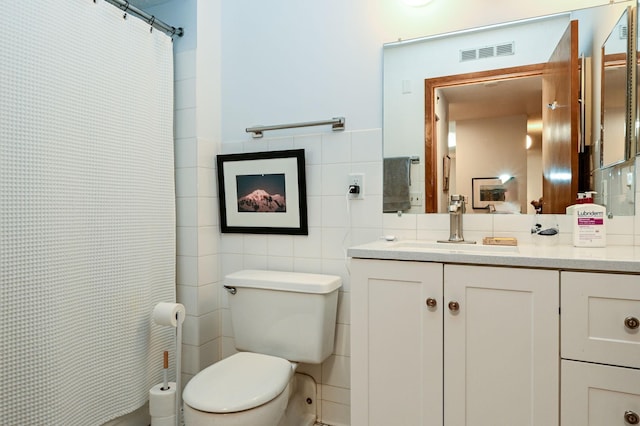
[[246, 117, 345, 138]]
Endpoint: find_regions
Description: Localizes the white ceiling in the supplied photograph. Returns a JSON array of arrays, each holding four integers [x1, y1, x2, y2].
[[441, 76, 542, 123]]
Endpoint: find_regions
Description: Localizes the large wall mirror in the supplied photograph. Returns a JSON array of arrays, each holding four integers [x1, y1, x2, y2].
[[383, 2, 637, 216]]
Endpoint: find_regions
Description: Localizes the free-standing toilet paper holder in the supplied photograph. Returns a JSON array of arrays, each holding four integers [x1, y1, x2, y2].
[[151, 303, 185, 426]]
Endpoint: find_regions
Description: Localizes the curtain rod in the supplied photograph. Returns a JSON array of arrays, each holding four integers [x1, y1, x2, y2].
[[105, 0, 184, 38], [246, 117, 346, 138]]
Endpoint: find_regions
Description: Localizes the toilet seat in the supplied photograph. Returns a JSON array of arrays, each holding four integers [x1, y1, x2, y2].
[[182, 352, 293, 413]]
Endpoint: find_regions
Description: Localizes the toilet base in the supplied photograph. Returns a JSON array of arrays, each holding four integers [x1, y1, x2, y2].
[[278, 373, 317, 426]]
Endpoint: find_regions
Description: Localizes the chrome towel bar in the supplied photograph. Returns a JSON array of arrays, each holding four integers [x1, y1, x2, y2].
[[246, 117, 345, 138]]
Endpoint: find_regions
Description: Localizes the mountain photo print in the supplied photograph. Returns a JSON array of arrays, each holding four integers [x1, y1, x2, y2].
[[236, 173, 286, 213]]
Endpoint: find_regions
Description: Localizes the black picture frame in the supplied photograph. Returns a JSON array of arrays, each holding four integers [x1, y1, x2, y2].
[[217, 149, 308, 235], [471, 177, 504, 209]]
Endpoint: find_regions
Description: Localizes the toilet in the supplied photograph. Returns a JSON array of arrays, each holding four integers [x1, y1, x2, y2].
[[182, 269, 342, 426]]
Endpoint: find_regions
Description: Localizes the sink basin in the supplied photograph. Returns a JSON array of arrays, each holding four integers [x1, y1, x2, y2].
[[388, 240, 519, 254]]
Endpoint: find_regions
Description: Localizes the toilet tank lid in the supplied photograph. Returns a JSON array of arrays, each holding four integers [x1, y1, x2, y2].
[[225, 269, 341, 294]]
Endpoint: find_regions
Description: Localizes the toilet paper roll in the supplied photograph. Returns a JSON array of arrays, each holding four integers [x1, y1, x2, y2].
[[149, 382, 176, 417], [150, 415, 175, 426], [152, 302, 186, 327]]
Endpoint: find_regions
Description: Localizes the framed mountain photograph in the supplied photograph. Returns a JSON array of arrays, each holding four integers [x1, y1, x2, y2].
[[216, 149, 308, 235]]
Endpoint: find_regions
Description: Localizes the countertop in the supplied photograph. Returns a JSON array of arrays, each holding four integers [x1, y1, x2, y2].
[[347, 239, 640, 274]]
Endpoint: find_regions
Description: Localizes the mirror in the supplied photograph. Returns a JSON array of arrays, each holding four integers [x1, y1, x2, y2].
[[601, 8, 631, 167], [383, 3, 636, 215]]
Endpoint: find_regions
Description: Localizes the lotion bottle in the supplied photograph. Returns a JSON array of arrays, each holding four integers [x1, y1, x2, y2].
[[572, 192, 606, 247]]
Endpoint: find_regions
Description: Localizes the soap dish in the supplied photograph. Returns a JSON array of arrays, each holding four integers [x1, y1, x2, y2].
[[482, 237, 518, 246]]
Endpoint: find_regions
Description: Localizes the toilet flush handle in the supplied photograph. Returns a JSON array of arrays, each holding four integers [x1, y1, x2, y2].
[[223, 285, 237, 295]]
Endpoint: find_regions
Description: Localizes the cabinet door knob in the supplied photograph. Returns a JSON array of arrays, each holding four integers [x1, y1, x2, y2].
[[426, 298, 437, 308], [448, 301, 460, 312], [625, 410, 639, 424], [625, 317, 640, 330]]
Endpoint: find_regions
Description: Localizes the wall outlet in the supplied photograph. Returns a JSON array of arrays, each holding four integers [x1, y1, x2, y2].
[[410, 192, 422, 206], [349, 173, 365, 200]]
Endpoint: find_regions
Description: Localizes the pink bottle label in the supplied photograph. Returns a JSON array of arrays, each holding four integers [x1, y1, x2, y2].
[[577, 218, 604, 225]]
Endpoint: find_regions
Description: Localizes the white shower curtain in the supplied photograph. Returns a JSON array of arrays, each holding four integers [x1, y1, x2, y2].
[[1, 2, 176, 425]]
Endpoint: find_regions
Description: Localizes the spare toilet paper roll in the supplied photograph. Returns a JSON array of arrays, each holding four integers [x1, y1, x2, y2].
[[149, 382, 177, 418], [152, 302, 186, 327], [150, 415, 175, 426]]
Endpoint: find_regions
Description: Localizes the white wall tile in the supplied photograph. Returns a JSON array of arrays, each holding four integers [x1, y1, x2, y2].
[[268, 235, 294, 257], [242, 254, 268, 270], [321, 355, 350, 389], [305, 165, 322, 197], [177, 284, 198, 316], [175, 137, 197, 168], [175, 107, 197, 139], [175, 77, 196, 110], [350, 196, 383, 229], [307, 197, 322, 228], [199, 338, 220, 370], [293, 257, 323, 274], [294, 134, 323, 165], [321, 384, 351, 405], [197, 254, 217, 286], [383, 212, 417, 230], [293, 227, 322, 258], [333, 324, 350, 356], [175, 167, 198, 198], [321, 227, 350, 259], [197, 226, 218, 256], [197, 137, 216, 169], [197, 282, 218, 316], [322, 196, 350, 228], [177, 226, 198, 256], [243, 235, 268, 255], [321, 163, 352, 196], [177, 255, 198, 286], [336, 291, 350, 325], [321, 401, 350, 426], [267, 136, 294, 151], [198, 196, 216, 227], [322, 131, 351, 164], [267, 256, 294, 272], [197, 166, 216, 198], [176, 197, 197, 227]]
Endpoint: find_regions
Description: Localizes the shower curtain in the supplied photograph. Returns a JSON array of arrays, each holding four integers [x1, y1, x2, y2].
[[1, 2, 176, 425]]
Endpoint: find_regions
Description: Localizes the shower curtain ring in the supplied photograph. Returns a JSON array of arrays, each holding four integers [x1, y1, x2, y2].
[[122, 1, 129, 19], [149, 16, 156, 33]]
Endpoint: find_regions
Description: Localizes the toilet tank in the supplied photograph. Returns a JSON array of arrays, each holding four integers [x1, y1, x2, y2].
[[224, 270, 342, 364]]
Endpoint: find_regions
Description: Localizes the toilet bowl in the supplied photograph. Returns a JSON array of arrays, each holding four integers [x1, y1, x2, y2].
[[183, 352, 296, 426]]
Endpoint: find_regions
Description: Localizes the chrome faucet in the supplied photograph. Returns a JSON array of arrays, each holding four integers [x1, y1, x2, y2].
[[438, 194, 475, 244]]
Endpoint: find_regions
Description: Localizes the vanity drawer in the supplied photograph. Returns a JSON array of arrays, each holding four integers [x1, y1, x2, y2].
[[561, 360, 640, 426], [561, 271, 640, 368]]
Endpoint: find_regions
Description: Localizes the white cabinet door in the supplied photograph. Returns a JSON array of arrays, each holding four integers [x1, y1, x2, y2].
[[444, 265, 560, 426], [351, 259, 443, 426], [561, 271, 640, 369], [562, 360, 640, 426]]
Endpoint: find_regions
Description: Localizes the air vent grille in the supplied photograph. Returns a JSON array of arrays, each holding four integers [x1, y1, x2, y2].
[[460, 41, 515, 62], [460, 49, 477, 61]]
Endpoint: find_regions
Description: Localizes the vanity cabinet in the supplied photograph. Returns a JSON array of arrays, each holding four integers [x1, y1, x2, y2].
[[351, 259, 560, 426], [560, 272, 640, 425]]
